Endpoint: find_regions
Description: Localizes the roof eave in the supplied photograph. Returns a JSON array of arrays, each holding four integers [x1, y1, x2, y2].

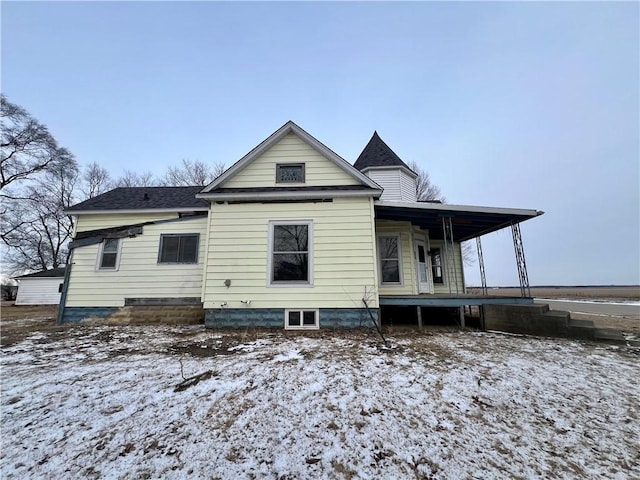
[[64, 207, 209, 215], [375, 200, 543, 218], [197, 189, 382, 202]]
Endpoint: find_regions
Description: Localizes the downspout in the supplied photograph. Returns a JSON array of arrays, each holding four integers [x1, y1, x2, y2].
[[57, 214, 77, 325], [56, 252, 73, 325]]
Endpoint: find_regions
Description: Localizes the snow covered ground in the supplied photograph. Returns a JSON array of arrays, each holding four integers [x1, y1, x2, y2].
[[1, 325, 639, 479]]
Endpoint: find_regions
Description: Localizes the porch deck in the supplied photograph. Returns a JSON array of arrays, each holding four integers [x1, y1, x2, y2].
[[379, 294, 535, 307]]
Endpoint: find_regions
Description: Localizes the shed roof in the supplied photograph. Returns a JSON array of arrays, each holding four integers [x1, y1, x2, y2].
[[354, 132, 416, 174], [15, 267, 66, 279], [374, 201, 543, 242], [66, 186, 209, 213]]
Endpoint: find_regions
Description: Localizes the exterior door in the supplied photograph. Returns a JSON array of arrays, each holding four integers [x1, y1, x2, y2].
[[415, 239, 431, 293]]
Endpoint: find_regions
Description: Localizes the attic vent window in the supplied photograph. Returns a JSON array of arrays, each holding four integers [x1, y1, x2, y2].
[[276, 163, 305, 183]]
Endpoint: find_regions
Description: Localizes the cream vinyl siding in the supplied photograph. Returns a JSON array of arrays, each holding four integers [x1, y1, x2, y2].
[[75, 213, 180, 233], [65, 216, 207, 307], [15, 278, 63, 305], [366, 169, 417, 202], [203, 197, 377, 309], [222, 133, 359, 188], [430, 240, 464, 294], [375, 220, 416, 295]]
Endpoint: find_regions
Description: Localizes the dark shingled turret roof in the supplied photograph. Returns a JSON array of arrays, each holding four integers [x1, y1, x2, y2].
[[66, 186, 209, 212], [354, 132, 415, 174]]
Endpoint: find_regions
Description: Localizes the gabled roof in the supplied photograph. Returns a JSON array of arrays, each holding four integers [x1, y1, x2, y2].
[[16, 267, 66, 279], [66, 186, 209, 214], [199, 121, 382, 195], [354, 132, 417, 176]]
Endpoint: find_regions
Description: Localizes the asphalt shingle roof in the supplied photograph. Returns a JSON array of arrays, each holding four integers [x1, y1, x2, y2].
[[66, 187, 209, 212], [353, 132, 415, 172], [16, 267, 66, 279]]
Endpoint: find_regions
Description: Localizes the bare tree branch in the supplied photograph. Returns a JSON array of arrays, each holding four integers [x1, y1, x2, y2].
[[1, 94, 61, 190], [114, 169, 158, 187], [80, 162, 112, 199], [408, 160, 445, 202], [159, 159, 225, 186]]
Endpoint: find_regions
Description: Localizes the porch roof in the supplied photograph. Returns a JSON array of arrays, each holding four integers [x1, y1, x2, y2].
[[374, 200, 543, 242]]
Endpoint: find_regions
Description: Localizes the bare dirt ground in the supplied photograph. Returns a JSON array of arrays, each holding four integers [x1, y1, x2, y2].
[[0, 302, 61, 347]]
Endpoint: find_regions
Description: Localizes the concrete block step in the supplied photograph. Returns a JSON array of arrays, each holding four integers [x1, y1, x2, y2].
[[568, 318, 595, 328], [568, 325, 596, 341], [544, 310, 570, 320], [593, 328, 627, 344]]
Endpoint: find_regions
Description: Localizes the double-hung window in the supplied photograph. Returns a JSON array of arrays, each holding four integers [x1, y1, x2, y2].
[[430, 248, 444, 284], [98, 238, 121, 270], [269, 221, 312, 285], [158, 234, 199, 264], [378, 235, 402, 284]]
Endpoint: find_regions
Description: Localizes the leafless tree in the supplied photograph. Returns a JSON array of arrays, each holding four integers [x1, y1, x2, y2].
[[408, 161, 444, 202], [1, 148, 78, 274], [0, 94, 61, 191], [80, 162, 112, 199], [114, 169, 157, 187], [160, 159, 225, 186]]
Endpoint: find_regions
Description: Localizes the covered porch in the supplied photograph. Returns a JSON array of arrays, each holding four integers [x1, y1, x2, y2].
[[373, 200, 544, 328]]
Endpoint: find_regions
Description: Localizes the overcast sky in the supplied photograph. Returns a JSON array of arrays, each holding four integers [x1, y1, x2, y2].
[[2, 2, 638, 286]]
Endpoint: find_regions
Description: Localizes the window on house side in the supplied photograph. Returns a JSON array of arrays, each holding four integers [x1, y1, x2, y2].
[[285, 309, 318, 329], [276, 163, 305, 183], [378, 235, 401, 284], [99, 238, 121, 270], [431, 248, 444, 284], [270, 222, 312, 284], [158, 234, 199, 264]]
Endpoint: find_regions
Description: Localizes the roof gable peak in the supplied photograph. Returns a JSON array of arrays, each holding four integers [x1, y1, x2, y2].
[[200, 121, 381, 193]]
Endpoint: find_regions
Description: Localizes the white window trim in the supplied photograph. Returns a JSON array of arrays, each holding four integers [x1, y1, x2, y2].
[[267, 220, 314, 287], [284, 308, 319, 330], [377, 233, 403, 286], [95, 238, 122, 272], [157, 233, 200, 265]]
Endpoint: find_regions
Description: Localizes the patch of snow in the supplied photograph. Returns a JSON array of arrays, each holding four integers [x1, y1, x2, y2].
[[1, 327, 638, 479]]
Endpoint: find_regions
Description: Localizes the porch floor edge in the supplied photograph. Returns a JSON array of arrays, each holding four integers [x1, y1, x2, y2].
[[379, 295, 535, 307]]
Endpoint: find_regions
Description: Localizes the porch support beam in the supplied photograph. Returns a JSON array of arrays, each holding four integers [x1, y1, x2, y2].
[[459, 306, 465, 328], [476, 236, 488, 296], [511, 222, 531, 298], [416, 306, 423, 329], [441, 216, 459, 295]]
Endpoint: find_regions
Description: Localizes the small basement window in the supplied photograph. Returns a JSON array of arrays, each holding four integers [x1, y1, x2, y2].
[[158, 234, 199, 264], [285, 309, 319, 330], [98, 238, 121, 270], [276, 163, 305, 183]]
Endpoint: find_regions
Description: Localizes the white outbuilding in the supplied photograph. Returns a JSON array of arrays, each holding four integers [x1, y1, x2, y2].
[[14, 267, 66, 305]]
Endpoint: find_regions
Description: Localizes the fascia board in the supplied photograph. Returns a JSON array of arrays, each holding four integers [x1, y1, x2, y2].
[[197, 189, 380, 202], [63, 207, 209, 215], [375, 200, 543, 217]]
